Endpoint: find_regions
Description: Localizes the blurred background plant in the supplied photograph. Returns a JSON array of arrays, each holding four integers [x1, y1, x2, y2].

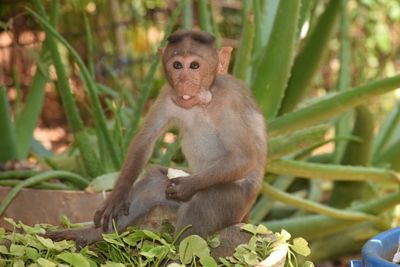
[[0, 0, 399, 265]]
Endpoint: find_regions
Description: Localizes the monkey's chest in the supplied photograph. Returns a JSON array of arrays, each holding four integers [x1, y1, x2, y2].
[[180, 121, 226, 171]]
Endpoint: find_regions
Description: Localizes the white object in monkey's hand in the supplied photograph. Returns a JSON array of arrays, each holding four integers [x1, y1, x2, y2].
[[167, 168, 190, 179]]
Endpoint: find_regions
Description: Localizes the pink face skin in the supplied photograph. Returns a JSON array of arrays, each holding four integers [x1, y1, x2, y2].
[[164, 54, 217, 109]]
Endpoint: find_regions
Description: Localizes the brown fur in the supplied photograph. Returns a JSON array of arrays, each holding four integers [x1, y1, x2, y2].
[[45, 30, 267, 245]]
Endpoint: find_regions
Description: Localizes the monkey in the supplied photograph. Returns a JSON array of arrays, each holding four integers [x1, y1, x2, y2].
[[45, 30, 267, 247]]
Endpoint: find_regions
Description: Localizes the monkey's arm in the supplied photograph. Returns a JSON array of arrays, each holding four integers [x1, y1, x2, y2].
[[95, 89, 173, 230]]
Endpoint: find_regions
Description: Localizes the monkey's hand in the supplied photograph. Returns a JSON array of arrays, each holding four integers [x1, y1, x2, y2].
[[165, 177, 196, 201], [93, 187, 130, 231]]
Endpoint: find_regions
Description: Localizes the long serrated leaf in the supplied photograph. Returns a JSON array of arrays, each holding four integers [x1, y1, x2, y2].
[[0, 85, 18, 162], [279, 0, 340, 114], [330, 105, 375, 208], [252, 0, 300, 119], [15, 0, 58, 159], [269, 74, 400, 136], [233, 10, 254, 83], [267, 159, 399, 184]]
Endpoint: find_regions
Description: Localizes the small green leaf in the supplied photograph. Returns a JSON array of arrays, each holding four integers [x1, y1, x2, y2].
[[57, 252, 91, 267], [243, 251, 259, 265], [54, 240, 75, 251], [179, 235, 210, 264], [100, 262, 125, 267], [199, 255, 218, 267], [37, 258, 57, 267], [292, 237, 311, 256], [102, 233, 124, 246], [26, 247, 39, 261], [207, 234, 220, 249], [88, 172, 118, 192], [166, 264, 185, 267], [240, 224, 257, 235], [10, 244, 25, 256], [0, 245, 8, 254], [280, 229, 291, 241], [12, 260, 24, 267], [4, 218, 20, 228], [218, 257, 232, 266], [256, 224, 272, 235], [248, 236, 258, 251], [123, 231, 144, 246], [20, 222, 45, 235], [140, 245, 168, 259], [36, 235, 55, 249], [142, 229, 161, 241], [302, 261, 315, 267]]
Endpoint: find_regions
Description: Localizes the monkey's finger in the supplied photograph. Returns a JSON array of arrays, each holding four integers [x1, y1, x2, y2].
[[102, 212, 111, 232], [94, 208, 105, 228]]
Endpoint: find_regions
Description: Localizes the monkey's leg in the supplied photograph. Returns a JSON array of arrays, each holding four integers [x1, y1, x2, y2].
[[45, 166, 178, 246], [175, 178, 258, 240]]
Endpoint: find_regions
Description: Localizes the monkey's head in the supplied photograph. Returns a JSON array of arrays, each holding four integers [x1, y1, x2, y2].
[[160, 30, 232, 109]]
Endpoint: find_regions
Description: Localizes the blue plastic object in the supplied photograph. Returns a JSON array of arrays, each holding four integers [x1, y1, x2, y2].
[[350, 227, 400, 267]]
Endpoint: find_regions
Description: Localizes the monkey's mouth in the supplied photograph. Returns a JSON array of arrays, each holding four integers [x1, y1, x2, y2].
[[180, 95, 195, 101], [174, 94, 198, 109]]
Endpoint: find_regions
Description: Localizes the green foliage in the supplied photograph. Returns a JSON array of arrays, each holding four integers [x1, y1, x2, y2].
[[0, 220, 312, 267]]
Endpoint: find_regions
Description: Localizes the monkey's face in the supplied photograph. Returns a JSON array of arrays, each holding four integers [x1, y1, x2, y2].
[[164, 53, 217, 109]]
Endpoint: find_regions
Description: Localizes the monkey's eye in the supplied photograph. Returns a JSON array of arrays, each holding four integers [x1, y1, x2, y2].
[[173, 61, 183, 69], [190, 61, 200, 69]]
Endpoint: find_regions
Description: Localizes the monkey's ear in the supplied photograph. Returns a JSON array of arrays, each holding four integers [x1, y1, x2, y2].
[[159, 47, 165, 56], [217, 46, 233, 74]]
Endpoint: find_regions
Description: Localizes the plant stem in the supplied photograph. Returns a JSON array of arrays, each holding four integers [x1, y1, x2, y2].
[[267, 159, 400, 184], [262, 183, 378, 221]]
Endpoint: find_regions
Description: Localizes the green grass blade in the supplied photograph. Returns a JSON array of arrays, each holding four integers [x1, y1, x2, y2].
[[182, 0, 192, 30], [84, 13, 95, 78], [252, 0, 300, 119], [269, 74, 400, 136], [233, 13, 254, 82], [209, 1, 221, 47], [28, 5, 121, 170], [297, 0, 314, 37], [30, 1, 103, 177], [198, 0, 212, 32], [14, 0, 58, 159], [256, 0, 280, 54], [0, 85, 18, 163], [268, 159, 400, 184], [12, 66, 22, 115], [252, 0, 262, 56], [334, 0, 352, 164], [279, 0, 340, 114]]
